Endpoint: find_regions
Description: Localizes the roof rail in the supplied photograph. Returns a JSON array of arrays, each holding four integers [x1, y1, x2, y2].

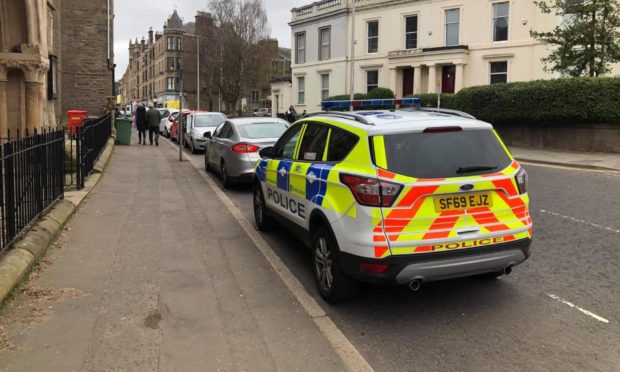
[[304, 111, 374, 125], [417, 107, 476, 120]]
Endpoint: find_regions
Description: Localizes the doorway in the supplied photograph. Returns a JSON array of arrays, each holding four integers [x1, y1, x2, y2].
[[402, 68, 414, 97], [441, 65, 456, 94]]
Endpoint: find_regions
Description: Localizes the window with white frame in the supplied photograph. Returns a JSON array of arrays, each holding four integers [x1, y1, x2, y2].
[[321, 74, 329, 101], [167, 37, 174, 50], [297, 77, 305, 104], [445, 9, 460, 46], [490, 61, 508, 84], [251, 90, 260, 101], [493, 2, 509, 41], [366, 70, 378, 93], [296, 33, 306, 64], [319, 27, 331, 60], [167, 77, 175, 90], [405, 15, 418, 49], [367, 21, 378, 53], [167, 57, 174, 71], [176, 37, 182, 50]]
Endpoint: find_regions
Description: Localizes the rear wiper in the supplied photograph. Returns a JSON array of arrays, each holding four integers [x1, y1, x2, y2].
[[456, 165, 498, 174]]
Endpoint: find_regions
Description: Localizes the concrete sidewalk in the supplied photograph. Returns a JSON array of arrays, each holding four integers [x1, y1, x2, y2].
[[510, 146, 620, 171], [0, 140, 345, 371]]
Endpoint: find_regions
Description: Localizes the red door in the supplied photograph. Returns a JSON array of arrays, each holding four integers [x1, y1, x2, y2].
[[402, 68, 414, 97], [442, 65, 456, 94]]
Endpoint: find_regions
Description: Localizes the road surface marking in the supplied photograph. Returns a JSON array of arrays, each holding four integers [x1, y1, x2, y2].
[[539, 210, 620, 234], [168, 141, 374, 372], [547, 294, 610, 324]]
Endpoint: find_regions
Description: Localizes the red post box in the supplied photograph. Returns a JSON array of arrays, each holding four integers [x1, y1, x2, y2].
[[67, 110, 88, 135]]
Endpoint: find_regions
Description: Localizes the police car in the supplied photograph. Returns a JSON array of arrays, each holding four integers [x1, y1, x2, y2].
[[252, 99, 532, 302]]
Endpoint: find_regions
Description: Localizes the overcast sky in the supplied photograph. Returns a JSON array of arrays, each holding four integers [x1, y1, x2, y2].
[[114, 0, 307, 77]]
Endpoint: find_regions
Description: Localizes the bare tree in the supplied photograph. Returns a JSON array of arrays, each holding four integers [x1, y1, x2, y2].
[[209, 0, 270, 113]]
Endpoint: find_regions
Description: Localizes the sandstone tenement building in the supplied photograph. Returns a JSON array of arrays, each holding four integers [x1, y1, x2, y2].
[[0, 0, 113, 137]]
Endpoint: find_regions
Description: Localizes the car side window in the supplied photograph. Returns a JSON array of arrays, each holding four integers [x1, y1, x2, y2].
[[273, 125, 303, 159], [326, 127, 359, 162], [219, 123, 232, 139], [223, 123, 234, 139], [163, 110, 170, 118], [296, 123, 329, 162], [213, 122, 225, 137]]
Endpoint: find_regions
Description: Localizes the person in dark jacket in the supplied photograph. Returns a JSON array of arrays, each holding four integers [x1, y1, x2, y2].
[[135, 103, 147, 145], [146, 103, 162, 146]]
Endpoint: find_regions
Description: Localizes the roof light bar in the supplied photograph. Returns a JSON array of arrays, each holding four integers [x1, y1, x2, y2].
[[321, 98, 422, 110]]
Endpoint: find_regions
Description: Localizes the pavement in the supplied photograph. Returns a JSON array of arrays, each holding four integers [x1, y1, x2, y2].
[[0, 132, 619, 371], [510, 146, 620, 171], [0, 138, 346, 371]]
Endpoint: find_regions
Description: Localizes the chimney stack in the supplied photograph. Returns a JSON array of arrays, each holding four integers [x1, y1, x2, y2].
[[148, 27, 154, 44]]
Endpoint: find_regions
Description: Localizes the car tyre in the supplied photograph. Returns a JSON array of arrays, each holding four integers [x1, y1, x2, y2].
[[221, 161, 232, 189], [312, 225, 359, 303], [253, 183, 275, 231], [190, 140, 198, 154]]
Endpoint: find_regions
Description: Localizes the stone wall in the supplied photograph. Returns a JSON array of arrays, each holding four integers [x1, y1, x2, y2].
[[497, 125, 620, 153], [60, 0, 113, 118]]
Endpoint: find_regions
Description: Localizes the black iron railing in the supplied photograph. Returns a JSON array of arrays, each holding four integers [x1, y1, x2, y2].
[[0, 129, 65, 251], [65, 114, 112, 190]]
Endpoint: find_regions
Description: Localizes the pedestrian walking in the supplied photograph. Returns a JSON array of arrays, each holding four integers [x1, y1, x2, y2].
[[146, 103, 162, 146], [135, 103, 147, 145], [287, 105, 297, 123]]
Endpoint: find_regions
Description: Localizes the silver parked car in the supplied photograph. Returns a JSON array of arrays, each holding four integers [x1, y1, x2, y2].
[[184, 112, 228, 153], [204, 118, 289, 188]]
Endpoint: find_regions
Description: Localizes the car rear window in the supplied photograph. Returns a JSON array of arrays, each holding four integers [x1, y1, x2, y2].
[[195, 114, 226, 127], [379, 129, 512, 178], [237, 122, 288, 139]]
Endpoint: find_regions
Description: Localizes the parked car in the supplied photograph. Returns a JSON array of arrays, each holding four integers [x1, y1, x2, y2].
[[170, 110, 192, 143], [252, 108, 271, 117], [161, 109, 179, 137], [183, 112, 228, 153], [205, 118, 289, 188]]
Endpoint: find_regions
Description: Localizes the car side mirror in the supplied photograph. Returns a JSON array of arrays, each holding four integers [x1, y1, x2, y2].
[[204, 131, 212, 139], [259, 146, 274, 158], [169, 117, 174, 122]]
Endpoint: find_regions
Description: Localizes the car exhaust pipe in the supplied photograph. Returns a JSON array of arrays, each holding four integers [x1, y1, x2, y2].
[[504, 266, 513, 275], [408, 279, 422, 292]]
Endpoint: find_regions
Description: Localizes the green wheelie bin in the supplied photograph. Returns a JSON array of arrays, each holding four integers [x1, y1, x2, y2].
[[115, 118, 133, 145]]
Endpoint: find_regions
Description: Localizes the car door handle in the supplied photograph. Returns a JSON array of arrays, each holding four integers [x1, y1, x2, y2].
[[306, 171, 318, 183]]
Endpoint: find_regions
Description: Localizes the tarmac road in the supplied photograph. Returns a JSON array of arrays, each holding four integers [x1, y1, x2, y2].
[[187, 146, 620, 372]]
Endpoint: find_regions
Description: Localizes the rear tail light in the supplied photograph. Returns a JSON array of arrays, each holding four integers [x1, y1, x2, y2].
[[232, 143, 260, 153], [359, 263, 389, 273], [515, 168, 528, 194], [340, 174, 402, 207]]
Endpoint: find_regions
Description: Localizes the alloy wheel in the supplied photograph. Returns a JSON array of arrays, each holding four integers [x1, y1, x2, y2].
[[314, 237, 333, 292]]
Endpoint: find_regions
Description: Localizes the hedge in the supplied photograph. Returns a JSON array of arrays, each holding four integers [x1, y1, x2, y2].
[[404, 94, 457, 109], [455, 77, 620, 126], [325, 78, 620, 126]]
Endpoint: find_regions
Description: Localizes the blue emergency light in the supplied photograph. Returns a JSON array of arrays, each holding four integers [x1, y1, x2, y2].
[[321, 98, 422, 110]]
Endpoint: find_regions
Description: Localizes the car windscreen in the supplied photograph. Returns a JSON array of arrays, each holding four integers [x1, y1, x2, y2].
[[195, 114, 226, 127], [379, 129, 512, 178], [237, 122, 288, 139]]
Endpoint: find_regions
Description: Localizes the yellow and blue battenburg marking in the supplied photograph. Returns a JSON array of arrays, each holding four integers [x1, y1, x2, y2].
[[305, 163, 334, 206], [256, 159, 268, 182], [276, 160, 293, 191]]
